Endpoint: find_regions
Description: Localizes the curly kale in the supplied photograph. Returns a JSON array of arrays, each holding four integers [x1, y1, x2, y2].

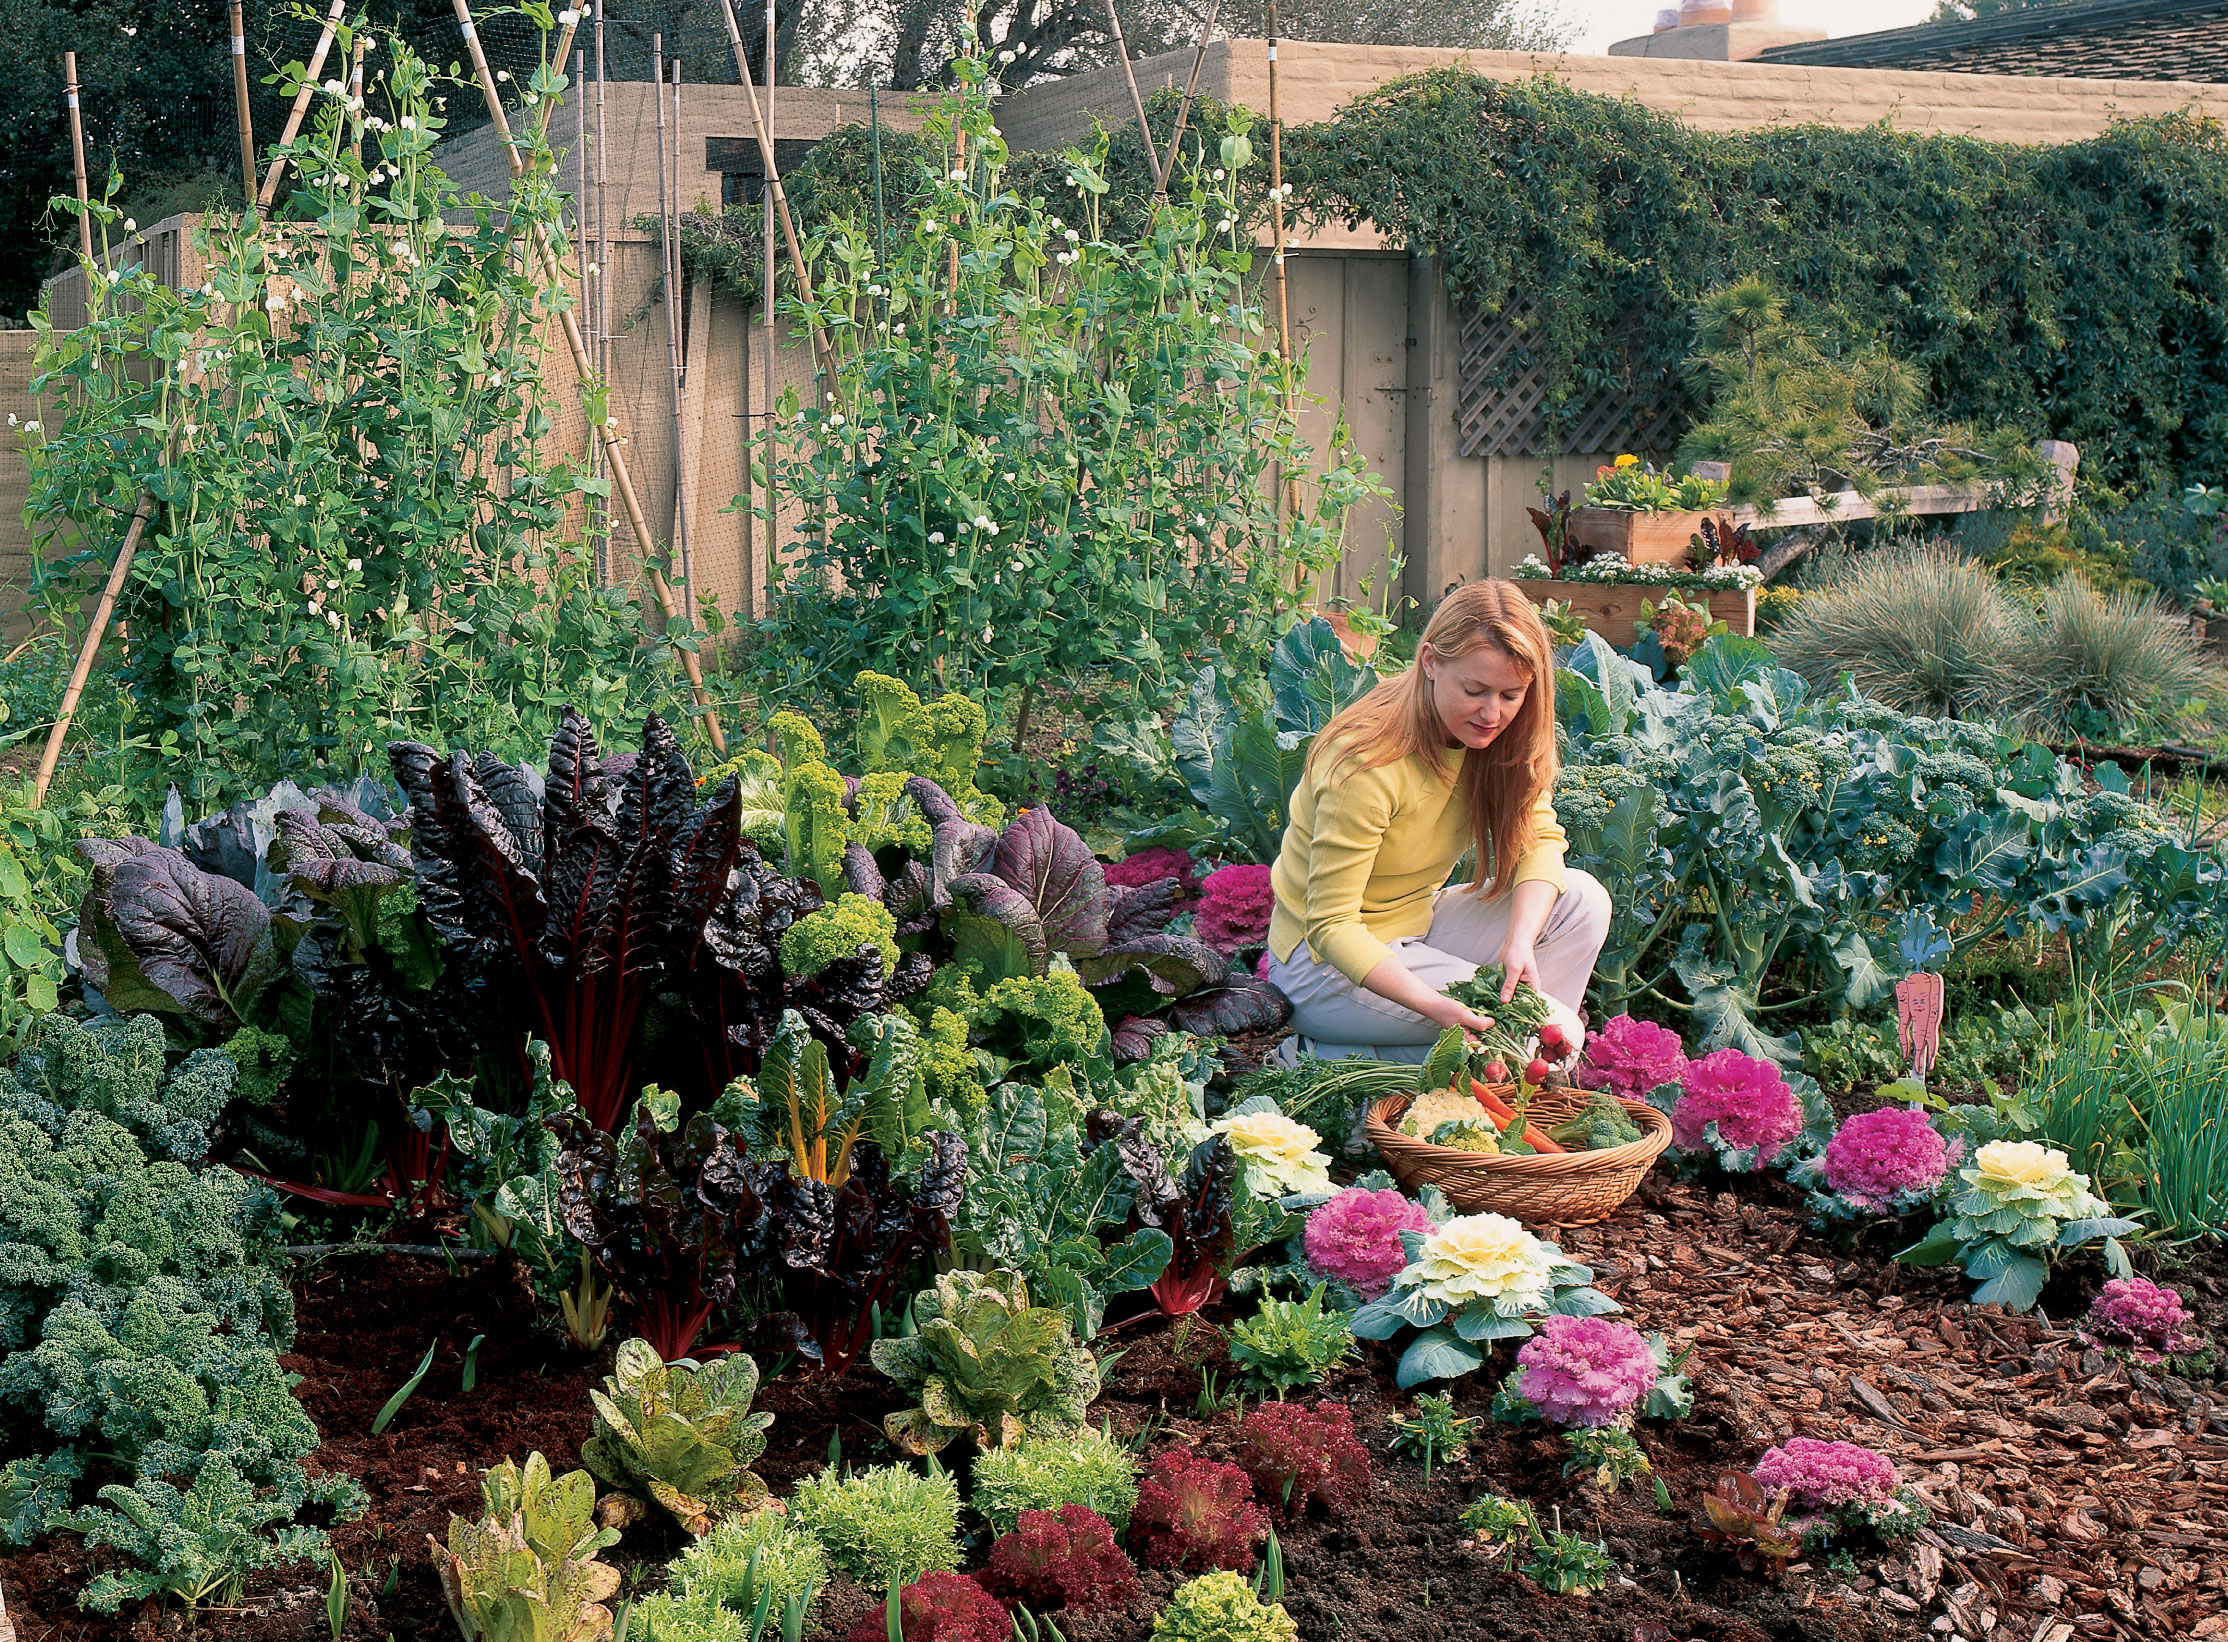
[[780, 893, 900, 982], [973, 970, 1108, 1076], [64, 1452, 348, 1612], [0, 1014, 236, 1164]]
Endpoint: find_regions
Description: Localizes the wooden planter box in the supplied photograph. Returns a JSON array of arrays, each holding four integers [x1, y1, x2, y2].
[[1564, 507, 1716, 567], [1514, 580, 1756, 648]]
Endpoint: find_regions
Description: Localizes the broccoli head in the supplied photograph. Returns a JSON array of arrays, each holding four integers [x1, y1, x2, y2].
[[780, 893, 900, 982], [1546, 1093, 1645, 1152]]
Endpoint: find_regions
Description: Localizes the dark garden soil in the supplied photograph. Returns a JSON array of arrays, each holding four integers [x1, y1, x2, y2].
[[5, 1139, 2227, 1642]]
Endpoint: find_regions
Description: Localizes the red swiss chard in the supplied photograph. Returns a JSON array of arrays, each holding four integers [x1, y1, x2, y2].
[[390, 711, 743, 1131], [1089, 1111, 1239, 1318]]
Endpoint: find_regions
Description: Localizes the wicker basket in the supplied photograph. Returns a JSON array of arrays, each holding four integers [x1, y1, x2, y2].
[[1366, 1087, 1672, 1226]]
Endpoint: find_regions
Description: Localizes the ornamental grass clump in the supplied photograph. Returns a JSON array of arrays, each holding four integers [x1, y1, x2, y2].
[[844, 1572, 1007, 1642], [1193, 865, 1274, 954], [2082, 1277, 2211, 1368], [1809, 1100, 1951, 1203], [1148, 1571, 1297, 1642], [976, 1505, 1137, 1616], [1235, 1401, 1372, 1519], [1302, 1188, 1431, 1300], [1899, 1139, 2134, 1312], [1128, 1450, 1266, 1574], [1513, 1315, 1660, 1428], [1670, 1049, 1802, 1169], [1578, 1014, 1689, 1102], [971, 1426, 1139, 1536], [787, 1465, 961, 1588]]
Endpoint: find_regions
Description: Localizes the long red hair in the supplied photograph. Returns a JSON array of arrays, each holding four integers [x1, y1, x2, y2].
[[1309, 580, 1558, 897]]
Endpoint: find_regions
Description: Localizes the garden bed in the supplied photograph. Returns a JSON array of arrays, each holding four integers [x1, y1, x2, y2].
[[6, 1151, 2222, 1642]]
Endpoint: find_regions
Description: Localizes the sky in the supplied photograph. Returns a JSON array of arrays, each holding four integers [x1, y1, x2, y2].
[[1564, 0, 1943, 54]]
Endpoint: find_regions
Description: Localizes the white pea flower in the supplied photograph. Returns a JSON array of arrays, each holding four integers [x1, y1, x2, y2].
[[347, 558, 362, 571], [327, 610, 341, 628], [124, 218, 136, 232], [400, 115, 416, 130], [586, 262, 599, 274], [1063, 228, 1079, 242], [5, 414, 15, 427], [928, 531, 945, 544], [323, 78, 346, 95], [892, 323, 905, 335], [606, 416, 620, 427], [496, 69, 510, 81], [392, 242, 409, 259], [829, 413, 845, 427], [22, 420, 38, 433], [982, 626, 994, 643], [1213, 169, 1226, 181], [1217, 217, 1234, 233], [908, 639, 922, 652], [294, 493, 307, 505], [489, 371, 503, 385], [992, 572, 1000, 584], [121, 23, 136, 33], [559, 8, 581, 22], [200, 282, 214, 295], [107, 269, 123, 285], [867, 282, 882, 296], [183, 422, 197, 437], [998, 48, 1014, 62], [265, 293, 285, 311], [950, 167, 966, 181], [308, 596, 322, 614]]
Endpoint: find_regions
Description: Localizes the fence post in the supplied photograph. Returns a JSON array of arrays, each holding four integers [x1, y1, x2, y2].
[[2035, 439, 2079, 525]]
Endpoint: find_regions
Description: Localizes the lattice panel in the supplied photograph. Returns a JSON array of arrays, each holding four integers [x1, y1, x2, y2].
[[1456, 298, 1689, 459]]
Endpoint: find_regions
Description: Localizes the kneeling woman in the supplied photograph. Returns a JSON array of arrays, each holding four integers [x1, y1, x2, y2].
[[1265, 580, 1611, 1060]]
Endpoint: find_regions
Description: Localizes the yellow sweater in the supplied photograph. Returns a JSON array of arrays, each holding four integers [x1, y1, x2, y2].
[[1267, 747, 1568, 985]]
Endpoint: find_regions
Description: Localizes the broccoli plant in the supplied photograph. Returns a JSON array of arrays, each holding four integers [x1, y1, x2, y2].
[[870, 1269, 1100, 1455], [66, 1454, 338, 1613], [581, 1339, 775, 1536]]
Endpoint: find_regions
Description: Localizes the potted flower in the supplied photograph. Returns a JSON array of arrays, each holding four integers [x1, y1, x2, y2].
[[1565, 456, 1730, 565]]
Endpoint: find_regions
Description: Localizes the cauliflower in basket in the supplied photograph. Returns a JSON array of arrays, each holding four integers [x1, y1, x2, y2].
[[1401, 1087, 1493, 1142], [1430, 1119, 1501, 1154]]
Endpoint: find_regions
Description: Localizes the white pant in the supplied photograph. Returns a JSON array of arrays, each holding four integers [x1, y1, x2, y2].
[[1266, 869, 1613, 1063]]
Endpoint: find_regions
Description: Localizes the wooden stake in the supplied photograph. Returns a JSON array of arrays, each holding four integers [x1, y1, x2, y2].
[[716, 0, 837, 389], [1101, 0, 1161, 187], [448, 0, 724, 750], [667, 59, 694, 615], [593, 1, 611, 579], [64, 53, 93, 262], [1154, 0, 1221, 200], [1267, 8, 1300, 542], [761, 0, 776, 603], [258, 0, 349, 211], [35, 492, 154, 805], [229, 0, 257, 209]]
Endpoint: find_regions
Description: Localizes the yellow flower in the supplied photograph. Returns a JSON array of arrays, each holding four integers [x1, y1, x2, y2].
[[1972, 1140, 2070, 1192], [1410, 1212, 1554, 1307], [1209, 1110, 1332, 1197], [1614, 453, 1639, 468]]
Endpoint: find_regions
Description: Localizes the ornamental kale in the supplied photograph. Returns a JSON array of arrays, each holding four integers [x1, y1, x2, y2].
[[1513, 1315, 1659, 1428], [1302, 1188, 1430, 1300], [977, 1505, 1138, 1616], [1748, 1439, 1927, 1543], [1576, 1015, 1689, 1102], [1104, 847, 1200, 900], [870, 1268, 1101, 1455], [1897, 1140, 2134, 1312], [1236, 1400, 1372, 1519], [1129, 1450, 1266, 1574], [1192, 864, 1274, 953], [1804, 1106, 1954, 1212], [1350, 1210, 1617, 1388], [580, 1339, 775, 1535], [2083, 1277, 2210, 1366], [1670, 1049, 1803, 1168], [392, 710, 745, 1130]]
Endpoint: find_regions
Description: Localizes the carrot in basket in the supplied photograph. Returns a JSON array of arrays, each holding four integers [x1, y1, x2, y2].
[[1470, 1080, 1566, 1154]]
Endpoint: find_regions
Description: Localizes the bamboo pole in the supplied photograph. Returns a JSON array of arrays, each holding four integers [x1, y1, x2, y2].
[[716, 0, 837, 389], [1267, 7, 1300, 541], [593, 2, 610, 580], [1100, 0, 1161, 187], [667, 59, 694, 614], [258, 0, 349, 210], [447, 0, 725, 749], [1154, 0, 1221, 200], [35, 493, 155, 805], [229, 0, 257, 209], [348, 36, 366, 163], [762, 0, 777, 599], [64, 54, 93, 262]]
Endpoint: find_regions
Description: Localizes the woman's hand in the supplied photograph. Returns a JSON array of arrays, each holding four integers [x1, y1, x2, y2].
[[1497, 931, 1543, 1002], [1434, 1001, 1499, 1040]]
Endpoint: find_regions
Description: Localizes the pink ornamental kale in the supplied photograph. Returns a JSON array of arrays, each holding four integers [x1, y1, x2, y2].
[[1577, 1014, 1690, 1102], [1820, 1107, 1951, 1208], [1750, 1439, 1898, 1510], [2085, 1278, 2205, 1363], [1513, 1314, 1659, 1428], [1193, 863, 1275, 953], [1673, 1049, 1801, 1166], [1105, 846, 1200, 898], [1303, 1187, 1430, 1299]]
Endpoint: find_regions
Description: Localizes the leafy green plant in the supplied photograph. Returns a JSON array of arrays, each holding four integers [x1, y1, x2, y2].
[[373, 1337, 441, 1436], [786, 1463, 961, 1588], [1522, 1519, 1614, 1596], [27, 32, 671, 816], [1581, 456, 1726, 513], [1697, 1470, 1803, 1576], [1563, 1427, 1651, 1493], [1459, 1494, 1533, 1547], [1898, 1139, 2135, 1311], [667, 1510, 827, 1642], [1227, 1285, 1355, 1397], [1147, 1570, 1298, 1642], [581, 1339, 775, 1536], [429, 1453, 622, 1642], [754, 57, 1381, 723], [870, 1268, 1101, 1455], [66, 1454, 335, 1613], [971, 1427, 1140, 1537], [1387, 1393, 1478, 1481]]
